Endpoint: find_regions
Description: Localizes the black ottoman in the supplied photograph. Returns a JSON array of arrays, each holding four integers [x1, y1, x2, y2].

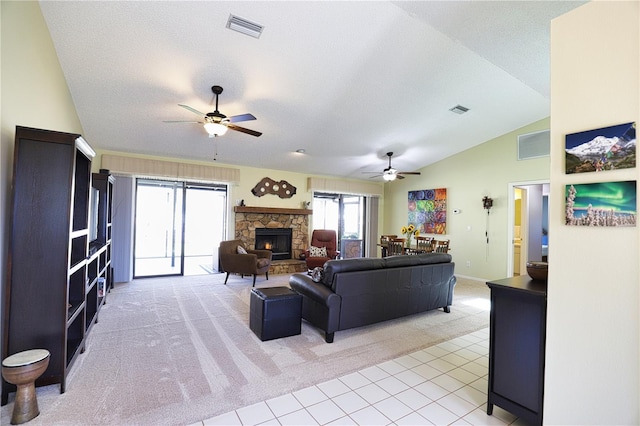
[[250, 287, 302, 341]]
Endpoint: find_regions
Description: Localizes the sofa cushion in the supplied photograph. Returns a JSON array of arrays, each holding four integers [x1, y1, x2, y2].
[[237, 245, 248, 254], [308, 246, 327, 257], [383, 252, 451, 268], [322, 257, 385, 286]]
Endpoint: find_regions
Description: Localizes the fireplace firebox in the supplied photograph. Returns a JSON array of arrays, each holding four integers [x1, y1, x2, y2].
[[255, 228, 292, 261]]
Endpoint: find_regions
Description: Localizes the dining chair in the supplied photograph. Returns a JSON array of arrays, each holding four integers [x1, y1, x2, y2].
[[433, 239, 450, 253], [387, 238, 406, 256], [415, 236, 433, 253], [379, 234, 397, 257], [380, 234, 397, 244]]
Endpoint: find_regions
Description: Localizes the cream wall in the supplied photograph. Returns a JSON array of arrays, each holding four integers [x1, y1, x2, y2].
[[96, 149, 383, 243], [95, 150, 313, 209], [545, 2, 639, 423], [1, 1, 84, 323], [383, 118, 550, 281]]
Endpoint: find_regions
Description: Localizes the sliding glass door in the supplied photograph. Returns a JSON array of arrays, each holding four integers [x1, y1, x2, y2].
[[134, 179, 226, 278], [313, 193, 366, 258], [183, 183, 227, 275]]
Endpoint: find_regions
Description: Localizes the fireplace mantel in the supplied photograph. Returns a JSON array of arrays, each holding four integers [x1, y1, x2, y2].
[[234, 206, 313, 215]]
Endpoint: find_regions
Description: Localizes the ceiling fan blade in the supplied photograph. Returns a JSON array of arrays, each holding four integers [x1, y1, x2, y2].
[[163, 120, 203, 123], [178, 104, 205, 116], [229, 113, 256, 123], [227, 124, 262, 137], [398, 172, 421, 176], [368, 174, 383, 179], [396, 175, 406, 180]]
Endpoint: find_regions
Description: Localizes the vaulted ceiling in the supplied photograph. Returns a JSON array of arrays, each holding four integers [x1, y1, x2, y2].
[[39, 1, 586, 180]]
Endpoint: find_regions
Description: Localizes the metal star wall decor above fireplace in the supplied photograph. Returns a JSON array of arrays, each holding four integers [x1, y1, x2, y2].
[[251, 177, 297, 198]]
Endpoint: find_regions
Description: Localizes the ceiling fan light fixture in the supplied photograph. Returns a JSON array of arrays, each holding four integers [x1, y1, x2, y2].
[[204, 122, 228, 136], [383, 170, 397, 181]]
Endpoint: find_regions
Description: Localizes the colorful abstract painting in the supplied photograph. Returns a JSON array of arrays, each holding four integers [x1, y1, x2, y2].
[[408, 188, 447, 234], [565, 122, 636, 173], [565, 181, 636, 227]]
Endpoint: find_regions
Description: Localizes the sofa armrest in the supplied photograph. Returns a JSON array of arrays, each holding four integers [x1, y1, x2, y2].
[[289, 274, 339, 308]]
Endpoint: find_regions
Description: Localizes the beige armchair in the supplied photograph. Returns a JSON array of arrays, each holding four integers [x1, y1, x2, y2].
[[219, 239, 272, 287]]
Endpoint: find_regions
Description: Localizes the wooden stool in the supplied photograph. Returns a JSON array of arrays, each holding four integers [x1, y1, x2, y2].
[[2, 349, 50, 424]]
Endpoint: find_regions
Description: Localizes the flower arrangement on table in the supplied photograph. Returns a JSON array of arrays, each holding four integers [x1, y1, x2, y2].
[[401, 224, 420, 248]]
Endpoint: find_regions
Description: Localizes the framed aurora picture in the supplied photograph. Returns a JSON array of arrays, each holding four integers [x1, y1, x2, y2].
[[565, 181, 636, 226], [408, 188, 447, 234]]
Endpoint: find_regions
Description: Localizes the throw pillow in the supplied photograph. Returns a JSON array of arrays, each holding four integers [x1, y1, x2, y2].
[[308, 245, 328, 257], [311, 267, 324, 283], [237, 245, 247, 254]]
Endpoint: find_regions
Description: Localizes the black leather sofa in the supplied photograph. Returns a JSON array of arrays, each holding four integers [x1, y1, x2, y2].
[[289, 253, 456, 343]]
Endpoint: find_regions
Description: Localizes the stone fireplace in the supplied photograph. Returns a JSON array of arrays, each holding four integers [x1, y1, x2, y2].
[[234, 206, 312, 273], [255, 228, 292, 260]]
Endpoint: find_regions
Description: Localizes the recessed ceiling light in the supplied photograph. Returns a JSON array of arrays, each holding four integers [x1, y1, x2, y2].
[[295, 149, 306, 154], [449, 105, 470, 115], [226, 14, 264, 39]]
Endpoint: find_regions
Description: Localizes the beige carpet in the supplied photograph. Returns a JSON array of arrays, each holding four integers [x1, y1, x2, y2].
[[1, 273, 489, 425]]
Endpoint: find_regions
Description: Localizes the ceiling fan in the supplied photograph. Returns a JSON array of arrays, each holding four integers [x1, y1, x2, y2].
[[164, 85, 262, 137], [365, 152, 421, 181]]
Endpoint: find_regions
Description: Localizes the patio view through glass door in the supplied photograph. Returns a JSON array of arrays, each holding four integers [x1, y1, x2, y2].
[[313, 193, 366, 258], [134, 179, 226, 278]]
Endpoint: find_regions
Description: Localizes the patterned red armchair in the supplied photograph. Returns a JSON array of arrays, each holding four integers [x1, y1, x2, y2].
[[304, 230, 340, 271]]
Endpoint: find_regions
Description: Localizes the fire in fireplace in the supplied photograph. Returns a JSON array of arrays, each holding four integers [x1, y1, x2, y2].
[[255, 228, 292, 261]]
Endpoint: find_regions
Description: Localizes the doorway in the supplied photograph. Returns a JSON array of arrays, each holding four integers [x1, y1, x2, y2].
[[133, 179, 227, 278], [313, 193, 366, 258], [507, 180, 549, 277]]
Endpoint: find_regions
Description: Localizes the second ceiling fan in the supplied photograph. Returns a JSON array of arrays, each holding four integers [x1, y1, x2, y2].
[[164, 85, 262, 137], [366, 152, 421, 181]]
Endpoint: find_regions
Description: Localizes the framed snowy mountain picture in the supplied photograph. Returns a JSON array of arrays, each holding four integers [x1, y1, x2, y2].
[[565, 122, 636, 173]]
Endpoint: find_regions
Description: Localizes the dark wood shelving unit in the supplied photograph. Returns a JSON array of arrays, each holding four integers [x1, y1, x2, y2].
[[486, 275, 547, 426], [86, 171, 115, 330], [2, 126, 113, 405]]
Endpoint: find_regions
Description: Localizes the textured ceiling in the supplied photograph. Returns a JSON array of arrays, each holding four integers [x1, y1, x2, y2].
[[39, 1, 586, 180]]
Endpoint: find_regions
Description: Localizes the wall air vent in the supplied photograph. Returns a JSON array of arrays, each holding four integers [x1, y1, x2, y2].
[[226, 15, 264, 39], [518, 129, 550, 160], [449, 105, 469, 115]]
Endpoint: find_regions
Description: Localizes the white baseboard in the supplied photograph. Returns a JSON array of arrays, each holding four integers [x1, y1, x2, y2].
[[454, 274, 492, 283]]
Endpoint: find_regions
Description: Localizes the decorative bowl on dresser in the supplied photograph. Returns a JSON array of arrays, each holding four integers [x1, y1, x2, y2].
[[526, 261, 548, 281]]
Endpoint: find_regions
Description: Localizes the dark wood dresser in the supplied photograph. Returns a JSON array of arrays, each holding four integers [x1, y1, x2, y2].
[[486, 275, 547, 426]]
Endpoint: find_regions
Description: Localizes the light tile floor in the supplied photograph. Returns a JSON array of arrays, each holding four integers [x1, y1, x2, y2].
[[194, 328, 527, 426]]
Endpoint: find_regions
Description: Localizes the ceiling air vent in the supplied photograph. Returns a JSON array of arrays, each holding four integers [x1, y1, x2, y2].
[[226, 15, 264, 39], [449, 105, 469, 115], [518, 129, 550, 160]]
